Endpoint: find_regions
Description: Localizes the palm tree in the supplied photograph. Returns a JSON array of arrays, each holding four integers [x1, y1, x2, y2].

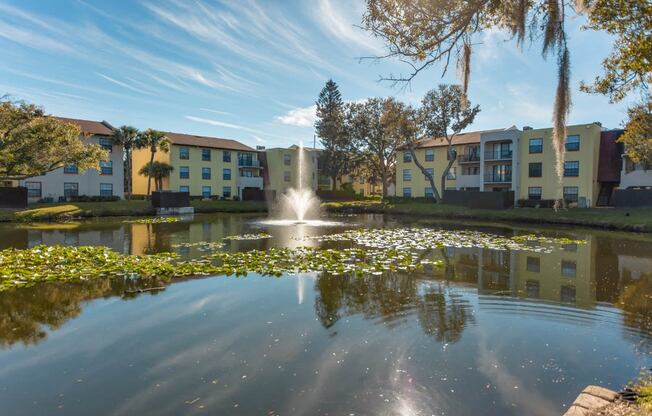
[[112, 125, 140, 200], [137, 129, 170, 198], [138, 161, 174, 192]]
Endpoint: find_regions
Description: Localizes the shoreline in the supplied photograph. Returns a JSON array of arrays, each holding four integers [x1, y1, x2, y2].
[[1, 199, 651, 233], [323, 200, 652, 233]]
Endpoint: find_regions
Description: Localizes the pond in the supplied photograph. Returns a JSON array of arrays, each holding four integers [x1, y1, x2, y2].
[[0, 213, 651, 416]]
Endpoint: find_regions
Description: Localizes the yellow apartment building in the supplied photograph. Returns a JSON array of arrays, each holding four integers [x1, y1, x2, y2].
[[395, 129, 494, 198], [519, 123, 602, 206], [262, 146, 320, 198], [132, 132, 262, 199]]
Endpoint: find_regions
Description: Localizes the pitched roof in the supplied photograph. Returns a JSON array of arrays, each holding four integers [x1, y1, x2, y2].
[[55, 117, 114, 136], [413, 126, 516, 148], [163, 131, 255, 151]]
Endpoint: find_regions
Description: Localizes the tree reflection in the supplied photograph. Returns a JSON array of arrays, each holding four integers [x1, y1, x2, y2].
[[0, 279, 161, 348], [313, 272, 474, 343]]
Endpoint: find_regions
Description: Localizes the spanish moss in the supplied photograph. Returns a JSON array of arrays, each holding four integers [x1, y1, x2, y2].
[[459, 42, 472, 109], [553, 46, 571, 209]]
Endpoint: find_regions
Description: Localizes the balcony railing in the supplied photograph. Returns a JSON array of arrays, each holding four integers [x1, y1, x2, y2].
[[484, 173, 512, 183], [458, 154, 480, 163], [484, 150, 512, 161], [238, 159, 261, 168]]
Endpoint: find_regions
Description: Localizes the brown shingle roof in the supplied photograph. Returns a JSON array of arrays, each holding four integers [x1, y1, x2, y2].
[[413, 127, 516, 148], [54, 117, 114, 136], [164, 131, 254, 151]]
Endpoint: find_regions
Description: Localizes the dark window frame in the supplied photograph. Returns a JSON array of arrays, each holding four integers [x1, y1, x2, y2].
[[529, 138, 543, 154], [528, 162, 542, 178]]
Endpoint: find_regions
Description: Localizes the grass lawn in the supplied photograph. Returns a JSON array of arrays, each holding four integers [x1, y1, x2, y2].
[[323, 200, 652, 232], [0, 200, 268, 222]]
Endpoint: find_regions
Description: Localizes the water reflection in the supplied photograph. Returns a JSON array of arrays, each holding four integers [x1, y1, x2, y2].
[[0, 215, 651, 415], [0, 215, 651, 351]]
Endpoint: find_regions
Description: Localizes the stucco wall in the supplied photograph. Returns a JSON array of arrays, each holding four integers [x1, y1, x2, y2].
[[21, 134, 124, 200], [519, 123, 602, 206]]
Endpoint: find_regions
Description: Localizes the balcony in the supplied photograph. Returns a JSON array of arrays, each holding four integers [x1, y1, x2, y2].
[[238, 159, 261, 168], [238, 176, 263, 189], [458, 154, 480, 163], [484, 150, 512, 161], [484, 173, 512, 183]]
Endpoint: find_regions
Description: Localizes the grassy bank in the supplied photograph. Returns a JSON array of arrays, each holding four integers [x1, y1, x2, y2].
[[323, 200, 652, 232], [0, 200, 268, 222]]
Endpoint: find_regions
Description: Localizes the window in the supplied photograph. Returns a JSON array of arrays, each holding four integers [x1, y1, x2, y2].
[[526, 256, 540, 272], [64, 163, 78, 174], [564, 161, 579, 177], [179, 146, 189, 160], [202, 167, 211, 180], [283, 154, 291, 166], [446, 167, 456, 180], [528, 162, 542, 177], [402, 187, 412, 197], [424, 168, 434, 180], [403, 151, 412, 163], [359, 176, 365, 184], [565, 135, 580, 151], [179, 166, 190, 179], [201, 148, 211, 161], [179, 185, 189, 193], [561, 260, 577, 277], [560, 285, 576, 303], [238, 152, 255, 166], [526, 280, 540, 298], [283, 171, 291, 182], [529, 138, 543, 153], [223, 151, 231, 163], [425, 149, 434, 162], [403, 169, 412, 181], [223, 186, 232, 198], [202, 186, 211, 198], [64, 182, 78, 197], [25, 181, 41, 198], [99, 137, 113, 152], [100, 160, 113, 175], [223, 168, 231, 180], [424, 187, 434, 198], [563, 186, 579, 202], [528, 187, 542, 200], [99, 183, 113, 196]]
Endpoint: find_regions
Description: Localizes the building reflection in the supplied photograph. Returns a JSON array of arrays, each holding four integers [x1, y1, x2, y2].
[[1, 218, 651, 349], [312, 232, 652, 345]]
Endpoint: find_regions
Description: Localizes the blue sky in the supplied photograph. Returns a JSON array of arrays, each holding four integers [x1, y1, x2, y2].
[[0, 0, 634, 148]]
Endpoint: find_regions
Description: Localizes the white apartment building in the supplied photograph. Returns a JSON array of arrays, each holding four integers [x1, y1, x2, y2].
[[20, 118, 124, 202]]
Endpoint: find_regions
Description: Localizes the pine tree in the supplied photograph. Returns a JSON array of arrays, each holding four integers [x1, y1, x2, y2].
[[315, 79, 350, 190]]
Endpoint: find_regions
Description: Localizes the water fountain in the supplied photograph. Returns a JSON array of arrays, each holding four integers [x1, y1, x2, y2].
[[258, 142, 341, 227], [277, 142, 320, 223]]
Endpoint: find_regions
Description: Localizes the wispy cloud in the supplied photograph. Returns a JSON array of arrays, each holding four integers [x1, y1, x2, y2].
[[200, 108, 233, 116], [275, 105, 317, 127], [97, 73, 156, 96], [251, 135, 266, 143], [185, 115, 264, 135], [313, 0, 382, 53]]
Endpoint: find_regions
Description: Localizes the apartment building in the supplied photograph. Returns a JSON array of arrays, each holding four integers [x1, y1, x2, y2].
[[395, 128, 504, 198], [131, 132, 262, 199], [261, 145, 320, 198], [519, 123, 603, 206], [20, 117, 124, 202], [480, 127, 522, 193]]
